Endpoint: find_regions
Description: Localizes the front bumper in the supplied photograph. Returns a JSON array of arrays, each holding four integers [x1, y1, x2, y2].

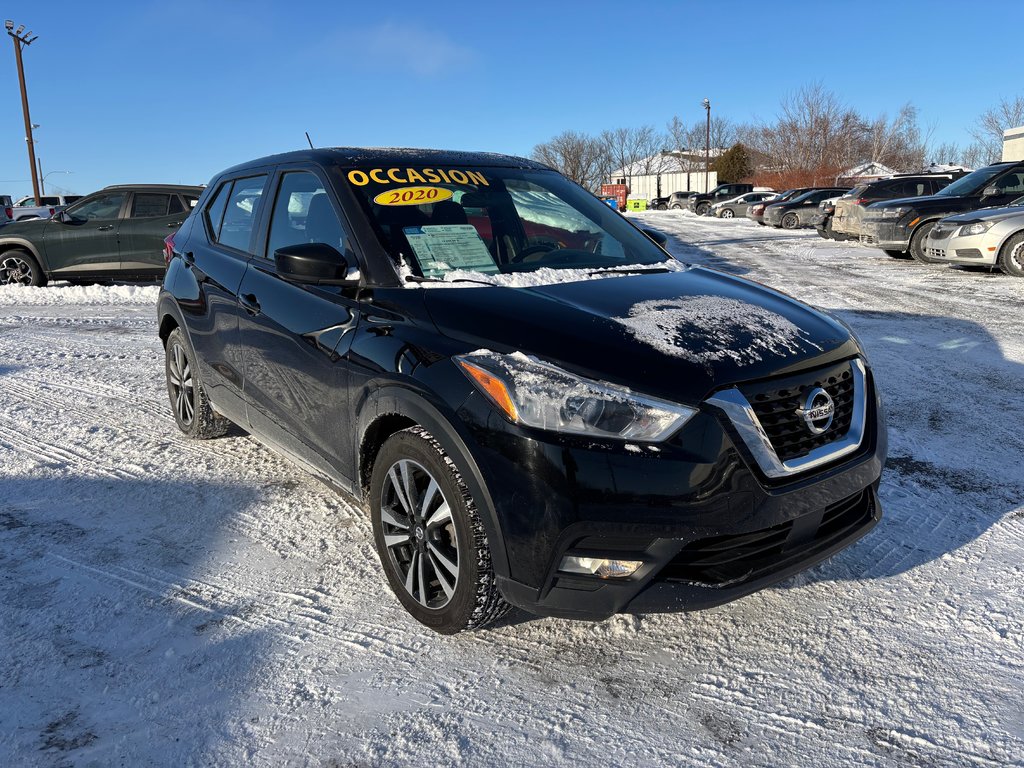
[[860, 218, 911, 250], [924, 230, 998, 266], [764, 208, 785, 226], [460, 366, 887, 620]]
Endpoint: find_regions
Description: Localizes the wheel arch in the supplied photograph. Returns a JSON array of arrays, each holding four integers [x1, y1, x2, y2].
[[357, 384, 510, 579], [157, 293, 190, 349], [996, 226, 1024, 257], [0, 237, 49, 273]]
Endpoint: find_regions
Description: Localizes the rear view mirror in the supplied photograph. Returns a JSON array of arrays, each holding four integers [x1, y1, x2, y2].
[[274, 243, 353, 285]]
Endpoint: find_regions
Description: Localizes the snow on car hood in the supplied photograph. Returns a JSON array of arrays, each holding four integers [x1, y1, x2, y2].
[[423, 267, 856, 403]]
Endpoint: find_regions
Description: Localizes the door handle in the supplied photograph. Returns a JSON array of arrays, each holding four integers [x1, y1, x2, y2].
[[167, 222, 182, 228], [97, 225, 113, 231], [239, 293, 261, 316]]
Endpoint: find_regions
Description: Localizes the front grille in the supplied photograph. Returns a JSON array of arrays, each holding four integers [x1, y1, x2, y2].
[[739, 360, 855, 462], [928, 247, 947, 260], [860, 234, 878, 245], [657, 489, 874, 586]]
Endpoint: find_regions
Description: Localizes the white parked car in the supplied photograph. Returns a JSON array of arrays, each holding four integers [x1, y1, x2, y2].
[[9, 194, 82, 221], [711, 191, 777, 218], [924, 199, 1024, 277]]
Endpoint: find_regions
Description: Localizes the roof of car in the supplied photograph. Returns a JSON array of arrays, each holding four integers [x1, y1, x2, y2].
[[216, 147, 551, 177], [101, 184, 205, 192]]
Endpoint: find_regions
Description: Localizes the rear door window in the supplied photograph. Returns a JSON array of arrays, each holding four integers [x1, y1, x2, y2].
[[205, 176, 268, 253], [130, 193, 172, 218]]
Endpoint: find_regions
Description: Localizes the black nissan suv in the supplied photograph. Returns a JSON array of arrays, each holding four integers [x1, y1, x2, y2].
[[862, 161, 1024, 262], [158, 148, 886, 634]]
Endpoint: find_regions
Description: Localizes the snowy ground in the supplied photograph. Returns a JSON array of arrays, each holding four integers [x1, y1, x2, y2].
[[1, 213, 1022, 767]]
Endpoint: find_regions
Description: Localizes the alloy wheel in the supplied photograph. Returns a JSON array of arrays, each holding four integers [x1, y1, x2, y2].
[[380, 459, 460, 609], [0, 255, 34, 286], [167, 342, 195, 426]]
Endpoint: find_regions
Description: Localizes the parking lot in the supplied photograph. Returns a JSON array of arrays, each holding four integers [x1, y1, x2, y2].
[[0, 212, 1021, 766]]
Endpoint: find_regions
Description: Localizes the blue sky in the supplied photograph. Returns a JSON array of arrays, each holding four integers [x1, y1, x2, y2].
[[1, 0, 1020, 197]]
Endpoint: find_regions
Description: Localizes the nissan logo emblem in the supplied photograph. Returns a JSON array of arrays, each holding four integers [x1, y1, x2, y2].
[[797, 387, 835, 435]]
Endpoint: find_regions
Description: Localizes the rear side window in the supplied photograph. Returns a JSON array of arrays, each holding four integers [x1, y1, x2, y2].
[[131, 193, 171, 218], [220, 177, 267, 252], [204, 175, 268, 253], [168, 196, 185, 216]]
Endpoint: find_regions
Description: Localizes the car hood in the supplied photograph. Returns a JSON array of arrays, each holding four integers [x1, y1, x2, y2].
[[869, 192, 973, 211], [940, 204, 1024, 224], [423, 268, 857, 404]]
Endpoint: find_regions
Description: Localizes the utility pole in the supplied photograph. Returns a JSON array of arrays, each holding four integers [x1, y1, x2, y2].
[[37, 157, 43, 194], [6, 20, 41, 202], [702, 98, 711, 193]]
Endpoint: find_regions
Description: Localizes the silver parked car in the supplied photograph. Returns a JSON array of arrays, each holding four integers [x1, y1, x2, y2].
[[924, 198, 1024, 276], [711, 191, 777, 218]]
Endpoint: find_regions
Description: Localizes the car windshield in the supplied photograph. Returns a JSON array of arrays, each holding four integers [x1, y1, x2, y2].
[[936, 165, 1010, 197], [346, 166, 670, 278]]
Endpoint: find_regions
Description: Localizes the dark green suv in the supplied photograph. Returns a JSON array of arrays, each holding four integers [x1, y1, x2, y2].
[[0, 184, 203, 286]]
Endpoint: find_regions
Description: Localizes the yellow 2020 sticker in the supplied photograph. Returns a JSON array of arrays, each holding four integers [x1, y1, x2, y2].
[[373, 186, 454, 207]]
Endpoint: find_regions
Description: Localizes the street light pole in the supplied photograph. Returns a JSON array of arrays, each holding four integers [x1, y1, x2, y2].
[[6, 20, 41, 202], [702, 98, 711, 193]]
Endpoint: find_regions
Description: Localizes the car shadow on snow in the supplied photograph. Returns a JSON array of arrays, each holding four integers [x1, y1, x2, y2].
[[781, 308, 1024, 587], [658, 231, 753, 276], [0, 476, 276, 765]]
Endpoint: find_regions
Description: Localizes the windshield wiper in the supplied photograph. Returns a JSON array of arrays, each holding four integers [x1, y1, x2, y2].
[[588, 266, 673, 276], [404, 275, 497, 287]]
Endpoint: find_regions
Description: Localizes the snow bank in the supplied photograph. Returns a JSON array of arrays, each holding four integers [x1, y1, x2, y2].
[[0, 283, 160, 307]]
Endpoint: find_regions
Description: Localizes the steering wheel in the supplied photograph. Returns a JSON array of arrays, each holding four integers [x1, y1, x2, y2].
[[510, 242, 558, 264]]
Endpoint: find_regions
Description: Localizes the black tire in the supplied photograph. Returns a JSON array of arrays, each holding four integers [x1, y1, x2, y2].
[[165, 327, 230, 439], [656, 203, 667, 211], [909, 221, 940, 263], [0, 249, 46, 287], [883, 249, 910, 259], [998, 231, 1024, 277], [670, 204, 682, 210], [696, 202, 710, 216], [721, 208, 734, 219], [369, 426, 510, 634], [782, 212, 800, 230], [757, 221, 767, 226]]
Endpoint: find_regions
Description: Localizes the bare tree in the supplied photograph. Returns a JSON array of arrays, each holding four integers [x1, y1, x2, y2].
[[600, 125, 669, 191], [867, 103, 925, 170], [531, 131, 606, 191], [968, 95, 1024, 164]]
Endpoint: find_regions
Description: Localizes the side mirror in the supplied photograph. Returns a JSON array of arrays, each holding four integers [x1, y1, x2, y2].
[[982, 185, 1000, 197], [642, 227, 668, 246], [55, 210, 72, 223], [274, 243, 354, 285]]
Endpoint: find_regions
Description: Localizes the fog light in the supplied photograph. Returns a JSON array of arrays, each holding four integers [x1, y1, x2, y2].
[[559, 556, 642, 579]]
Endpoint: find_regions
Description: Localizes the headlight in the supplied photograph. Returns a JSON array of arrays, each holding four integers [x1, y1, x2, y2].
[[958, 221, 994, 236], [879, 206, 911, 220], [455, 352, 696, 442]]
